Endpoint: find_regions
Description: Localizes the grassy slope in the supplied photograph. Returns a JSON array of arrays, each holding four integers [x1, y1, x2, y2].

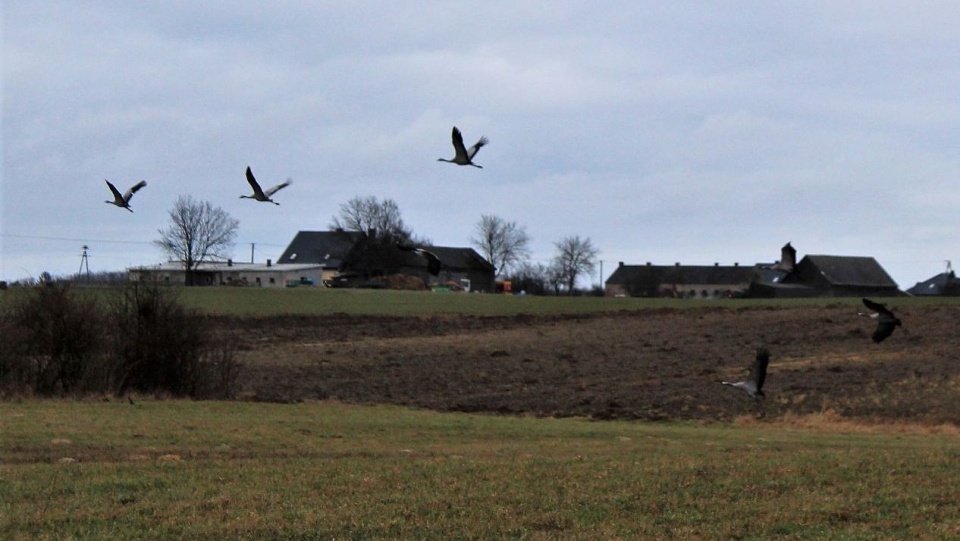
[[2, 401, 959, 540], [7, 285, 958, 316]]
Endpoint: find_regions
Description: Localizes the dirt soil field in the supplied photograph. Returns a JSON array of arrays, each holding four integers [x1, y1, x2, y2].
[[222, 304, 960, 423]]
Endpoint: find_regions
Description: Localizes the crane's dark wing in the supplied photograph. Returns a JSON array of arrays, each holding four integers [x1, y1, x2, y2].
[[451, 126, 468, 160], [397, 243, 442, 276], [245, 166, 266, 197], [872, 322, 897, 343], [421, 249, 441, 276], [751, 348, 770, 392], [105, 180, 124, 202], [124, 180, 147, 202], [862, 298, 891, 316]]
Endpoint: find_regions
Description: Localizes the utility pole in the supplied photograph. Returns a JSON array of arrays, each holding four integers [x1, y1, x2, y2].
[[250, 242, 255, 263], [78, 245, 90, 280]]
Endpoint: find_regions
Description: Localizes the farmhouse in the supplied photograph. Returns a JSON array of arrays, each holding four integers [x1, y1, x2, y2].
[[127, 229, 496, 290], [907, 270, 960, 296], [280, 230, 496, 291], [778, 255, 901, 297], [276, 229, 365, 283], [609, 243, 902, 298], [128, 260, 324, 287], [408, 246, 497, 292], [605, 262, 757, 298]]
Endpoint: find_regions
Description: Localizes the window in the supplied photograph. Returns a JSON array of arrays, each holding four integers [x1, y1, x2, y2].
[[269, 277, 275, 284]]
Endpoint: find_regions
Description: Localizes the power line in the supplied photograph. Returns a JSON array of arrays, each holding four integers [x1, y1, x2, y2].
[[1, 233, 154, 245]]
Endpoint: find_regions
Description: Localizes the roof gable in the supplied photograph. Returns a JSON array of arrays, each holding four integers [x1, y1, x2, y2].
[[607, 264, 756, 286], [799, 255, 898, 288], [277, 230, 365, 266], [423, 247, 495, 272], [907, 271, 958, 295]]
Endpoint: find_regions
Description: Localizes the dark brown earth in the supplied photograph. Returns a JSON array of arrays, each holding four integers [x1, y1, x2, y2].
[[222, 304, 960, 423]]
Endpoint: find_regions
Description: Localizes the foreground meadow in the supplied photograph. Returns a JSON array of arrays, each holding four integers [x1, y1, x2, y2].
[[2, 400, 959, 540]]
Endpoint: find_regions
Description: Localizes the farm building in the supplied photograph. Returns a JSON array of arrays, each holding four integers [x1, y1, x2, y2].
[[278, 229, 496, 291], [276, 229, 365, 283], [776, 255, 901, 297], [409, 246, 497, 292], [128, 229, 496, 290], [605, 262, 757, 298], [907, 270, 960, 296], [128, 260, 324, 287], [609, 243, 902, 299]]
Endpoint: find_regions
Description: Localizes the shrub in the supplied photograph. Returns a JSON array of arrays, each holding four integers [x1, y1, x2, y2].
[[0, 280, 242, 399], [106, 281, 240, 398], [192, 336, 243, 399], [3, 283, 104, 394]]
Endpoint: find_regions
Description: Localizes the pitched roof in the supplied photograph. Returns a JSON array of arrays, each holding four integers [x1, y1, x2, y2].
[[129, 261, 322, 273], [422, 246, 496, 272], [907, 271, 958, 295], [799, 255, 898, 287], [607, 264, 756, 286], [276, 230, 365, 267]]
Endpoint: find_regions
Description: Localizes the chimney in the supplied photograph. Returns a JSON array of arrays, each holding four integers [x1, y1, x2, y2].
[[227, 259, 233, 267], [618, 261, 624, 267], [646, 262, 651, 266], [714, 262, 718, 266], [734, 262, 739, 267], [675, 262, 680, 266], [267, 259, 272, 267]]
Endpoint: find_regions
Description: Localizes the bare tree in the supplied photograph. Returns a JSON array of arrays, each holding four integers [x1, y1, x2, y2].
[[470, 214, 531, 277], [330, 196, 426, 244], [552, 235, 600, 294], [506, 262, 555, 295], [155, 196, 239, 286]]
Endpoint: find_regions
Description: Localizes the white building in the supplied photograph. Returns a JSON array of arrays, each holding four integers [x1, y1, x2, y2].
[[128, 260, 325, 287]]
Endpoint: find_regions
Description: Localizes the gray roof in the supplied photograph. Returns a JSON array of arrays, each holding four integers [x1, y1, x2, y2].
[[799, 255, 898, 287], [277, 230, 365, 267], [907, 271, 958, 295], [607, 264, 756, 286], [421, 246, 496, 272], [129, 261, 322, 273]]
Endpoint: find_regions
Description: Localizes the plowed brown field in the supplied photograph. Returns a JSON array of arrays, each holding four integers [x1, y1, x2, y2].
[[224, 303, 960, 423]]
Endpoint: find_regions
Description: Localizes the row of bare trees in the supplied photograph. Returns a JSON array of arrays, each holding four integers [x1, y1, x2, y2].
[[151, 193, 601, 294]]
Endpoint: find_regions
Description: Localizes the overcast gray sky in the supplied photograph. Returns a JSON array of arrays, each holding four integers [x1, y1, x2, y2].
[[3, 2, 958, 288]]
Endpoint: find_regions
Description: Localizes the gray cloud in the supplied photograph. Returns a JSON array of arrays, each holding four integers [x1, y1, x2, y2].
[[3, 2, 959, 287]]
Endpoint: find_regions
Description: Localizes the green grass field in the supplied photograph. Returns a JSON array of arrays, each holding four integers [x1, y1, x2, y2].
[[6, 285, 957, 317], [2, 400, 958, 540]]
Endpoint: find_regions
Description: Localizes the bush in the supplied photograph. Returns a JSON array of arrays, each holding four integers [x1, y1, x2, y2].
[[0, 281, 242, 399], [106, 281, 241, 398], [3, 283, 104, 394], [0, 316, 32, 394], [192, 336, 243, 399]]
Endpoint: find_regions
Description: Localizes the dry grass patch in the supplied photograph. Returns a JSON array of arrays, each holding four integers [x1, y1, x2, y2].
[[735, 408, 960, 435]]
